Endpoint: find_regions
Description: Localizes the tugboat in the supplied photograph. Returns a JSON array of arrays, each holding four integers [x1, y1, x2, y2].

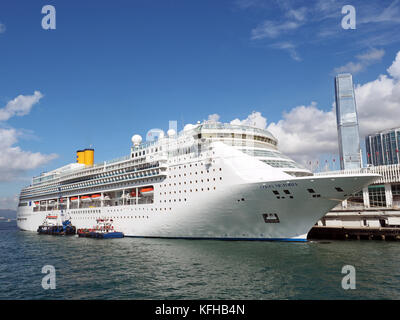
[[77, 218, 124, 239], [37, 215, 76, 235]]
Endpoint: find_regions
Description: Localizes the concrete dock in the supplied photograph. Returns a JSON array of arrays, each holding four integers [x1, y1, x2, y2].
[[308, 225, 400, 241]]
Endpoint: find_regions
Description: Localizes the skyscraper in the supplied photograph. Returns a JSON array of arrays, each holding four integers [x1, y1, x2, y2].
[[335, 73, 362, 170], [365, 128, 400, 166]]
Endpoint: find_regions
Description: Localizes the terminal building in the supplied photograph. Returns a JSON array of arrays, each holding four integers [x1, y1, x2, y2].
[[315, 165, 400, 228], [365, 128, 400, 166]]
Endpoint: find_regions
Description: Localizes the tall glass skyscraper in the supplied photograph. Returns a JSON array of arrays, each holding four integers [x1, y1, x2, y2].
[[335, 73, 362, 170], [365, 128, 400, 166]]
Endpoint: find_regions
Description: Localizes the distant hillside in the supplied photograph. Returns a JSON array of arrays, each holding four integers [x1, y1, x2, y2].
[[0, 209, 17, 219]]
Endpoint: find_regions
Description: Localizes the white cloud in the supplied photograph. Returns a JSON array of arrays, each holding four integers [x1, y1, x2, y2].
[[267, 102, 337, 163], [355, 75, 400, 136], [0, 92, 57, 183], [356, 48, 385, 62], [334, 61, 364, 74], [387, 51, 400, 79], [251, 20, 301, 40], [270, 42, 301, 61], [207, 113, 220, 122], [286, 7, 308, 22], [0, 128, 58, 181], [334, 48, 385, 74], [359, 0, 400, 24], [0, 23, 5, 34], [230, 111, 267, 130], [0, 91, 43, 121], [235, 0, 264, 9], [247, 1, 400, 64]]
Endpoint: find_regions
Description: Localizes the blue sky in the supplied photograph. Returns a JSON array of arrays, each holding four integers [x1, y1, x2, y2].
[[1, 0, 400, 208]]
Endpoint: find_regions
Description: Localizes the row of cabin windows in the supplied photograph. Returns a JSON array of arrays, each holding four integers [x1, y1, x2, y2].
[[71, 207, 172, 214], [161, 185, 217, 195], [73, 215, 150, 220], [161, 177, 222, 189], [168, 167, 222, 179], [159, 186, 217, 200]]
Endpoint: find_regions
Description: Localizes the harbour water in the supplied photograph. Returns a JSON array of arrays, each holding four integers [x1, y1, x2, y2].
[[1, 221, 400, 300]]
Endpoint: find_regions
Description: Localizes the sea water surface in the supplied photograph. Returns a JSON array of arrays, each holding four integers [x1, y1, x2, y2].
[[1, 221, 400, 300]]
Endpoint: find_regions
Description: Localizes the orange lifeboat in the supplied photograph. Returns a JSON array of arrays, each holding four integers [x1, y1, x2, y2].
[[91, 194, 101, 199], [70, 197, 78, 202], [140, 187, 154, 195], [81, 195, 91, 202]]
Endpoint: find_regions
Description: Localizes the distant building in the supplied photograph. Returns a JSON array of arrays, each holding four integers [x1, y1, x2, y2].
[[334, 73, 362, 170], [365, 128, 400, 166]]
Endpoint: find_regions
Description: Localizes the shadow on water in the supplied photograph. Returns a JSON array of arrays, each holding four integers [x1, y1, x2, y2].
[[1, 221, 400, 299]]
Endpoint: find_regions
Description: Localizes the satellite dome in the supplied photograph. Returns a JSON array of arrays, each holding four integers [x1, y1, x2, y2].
[[131, 134, 142, 146], [167, 129, 176, 137]]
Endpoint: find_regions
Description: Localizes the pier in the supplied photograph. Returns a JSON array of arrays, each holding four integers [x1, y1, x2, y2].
[[310, 164, 400, 240], [308, 226, 400, 241]]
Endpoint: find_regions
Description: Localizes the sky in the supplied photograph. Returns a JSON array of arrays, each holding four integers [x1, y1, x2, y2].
[[1, 0, 400, 209]]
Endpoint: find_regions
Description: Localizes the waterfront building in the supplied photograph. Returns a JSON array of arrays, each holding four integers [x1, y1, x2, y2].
[[365, 128, 400, 166], [335, 73, 362, 170], [315, 164, 400, 228]]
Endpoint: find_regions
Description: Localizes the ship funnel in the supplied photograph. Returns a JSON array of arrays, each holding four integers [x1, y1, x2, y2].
[[76, 150, 85, 164], [76, 148, 94, 166], [84, 149, 94, 166]]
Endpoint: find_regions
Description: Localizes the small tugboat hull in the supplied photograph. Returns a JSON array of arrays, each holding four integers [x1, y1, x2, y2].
[[37, 225, 76, 236], [77, 230, 124, 239]]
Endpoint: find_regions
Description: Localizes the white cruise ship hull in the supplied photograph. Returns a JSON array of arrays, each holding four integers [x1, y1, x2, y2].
[[17, 173, 379, 241]]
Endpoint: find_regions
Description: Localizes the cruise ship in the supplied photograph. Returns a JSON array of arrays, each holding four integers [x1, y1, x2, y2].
[[17, 121, 380, 241]]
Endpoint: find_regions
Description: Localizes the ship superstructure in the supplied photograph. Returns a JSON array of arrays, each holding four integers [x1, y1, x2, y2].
[[17, 121, 380, 241]]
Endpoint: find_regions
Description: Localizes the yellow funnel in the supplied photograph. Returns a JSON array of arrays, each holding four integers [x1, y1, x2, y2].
[[76, 150, 85, 164], [84, 149, 94, 166]]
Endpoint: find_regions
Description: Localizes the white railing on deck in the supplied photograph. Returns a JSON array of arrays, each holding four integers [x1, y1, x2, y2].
[[315, 164, 400, 184]]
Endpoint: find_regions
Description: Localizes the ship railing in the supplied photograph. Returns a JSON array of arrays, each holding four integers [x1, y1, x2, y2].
[[314, 167, 372, 176]]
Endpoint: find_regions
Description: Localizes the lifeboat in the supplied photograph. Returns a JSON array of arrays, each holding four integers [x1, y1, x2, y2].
[[46, 215, 58, 219], [140, 187, 154, 196], [34, 201, 39, 205], [70, 197, 78, 202], [81, 195, 92, 202], [91, 194, 101, 200]]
